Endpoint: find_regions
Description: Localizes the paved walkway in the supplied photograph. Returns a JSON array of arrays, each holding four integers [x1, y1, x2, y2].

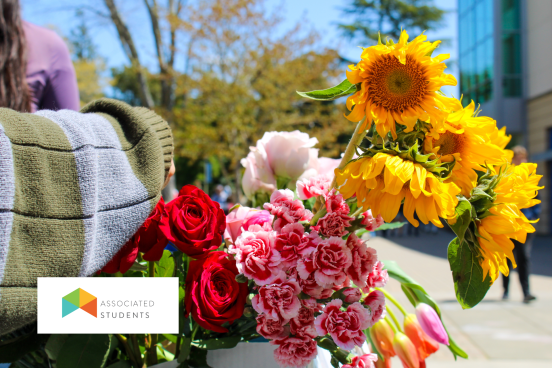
[[370, 230, 552, 367]]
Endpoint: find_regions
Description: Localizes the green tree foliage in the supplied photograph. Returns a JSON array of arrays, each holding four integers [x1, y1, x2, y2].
[[338, 0, 445, 44]]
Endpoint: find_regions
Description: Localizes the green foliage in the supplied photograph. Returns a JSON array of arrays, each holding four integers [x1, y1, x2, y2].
[[56, 334, 112, 368], [382, 260, 468, 360], [0, 327, 49, 363], [156, 250, 175, 277], [44, 334, 69, 360], [338, 0, 446, 45], [356, 221, 407, 237], [448, 197, 472, 245], [448, 238, 492, 310], [297, 79, 358, 100]]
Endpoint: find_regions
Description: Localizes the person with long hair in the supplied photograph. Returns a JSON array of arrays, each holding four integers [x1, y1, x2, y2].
[[0, 0, 79, 112]]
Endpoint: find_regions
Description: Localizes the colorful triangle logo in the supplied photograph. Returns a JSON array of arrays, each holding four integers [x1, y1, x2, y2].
[[62, 288, 97, 318]]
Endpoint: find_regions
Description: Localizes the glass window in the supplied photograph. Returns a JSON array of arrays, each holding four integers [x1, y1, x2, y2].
[[485, 37, 494, 80], [468, 10, 475, 49], [477, 42, 486, 83], [485, 0, 494, 37], [503, 76, 521, 97], [459, 17, 467, 53], [502, 33, 521, 74], [476, 0, 485, 43], [459, 0, 466, 15], [502, 0, 520, 30]]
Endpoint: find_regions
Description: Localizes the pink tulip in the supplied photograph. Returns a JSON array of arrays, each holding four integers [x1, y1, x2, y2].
[[415, 303, 449, 346], [393, 332, 420, 368]]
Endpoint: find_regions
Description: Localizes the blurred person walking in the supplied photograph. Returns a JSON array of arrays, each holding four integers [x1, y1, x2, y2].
[[0, 0, 79, 113], [502, 146, 540, 303]]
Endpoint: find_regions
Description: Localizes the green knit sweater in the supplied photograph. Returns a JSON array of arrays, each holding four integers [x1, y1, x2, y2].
[[0, 98, 173, 334]]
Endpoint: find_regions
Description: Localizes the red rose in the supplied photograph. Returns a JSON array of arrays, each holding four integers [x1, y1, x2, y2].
[[160, 185, 226, 259], [101, 236, 139, 274], [136, 198, 168, 261], [185, 251, 248, 332]]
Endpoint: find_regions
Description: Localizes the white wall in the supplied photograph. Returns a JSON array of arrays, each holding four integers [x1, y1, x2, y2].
[[527, 0, 552, 98]]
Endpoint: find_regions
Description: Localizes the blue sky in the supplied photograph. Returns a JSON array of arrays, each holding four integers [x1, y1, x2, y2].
[[21, 0, 458, 96]]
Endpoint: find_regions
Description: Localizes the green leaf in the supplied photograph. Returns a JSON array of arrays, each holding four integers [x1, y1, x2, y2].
[[177, 337, 192, 363], [56, 334, 111, 368], [45, 334, 69, 360], [163, 334, 179, 344], [106, 361, 132, 368], [356, 222, 407, 237], [187, 346, 211, 368], [297, 79, 357, 101], [0, 328, 49, 363], [192, 336, 241, 350], [448, 237, 492, 309], [156, 250, 175, 277], [304, 196, 317, 211], [448, 197, 472, 244]]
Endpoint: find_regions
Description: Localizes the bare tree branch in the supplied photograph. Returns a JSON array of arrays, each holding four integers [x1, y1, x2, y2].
[[104, 0, 154, 108]]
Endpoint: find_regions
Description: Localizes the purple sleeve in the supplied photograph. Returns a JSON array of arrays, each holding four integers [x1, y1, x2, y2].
[[40, 36, 80, 111]]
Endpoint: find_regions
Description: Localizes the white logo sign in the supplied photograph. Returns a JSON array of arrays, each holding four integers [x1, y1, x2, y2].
[[37, 277, 179, 334]]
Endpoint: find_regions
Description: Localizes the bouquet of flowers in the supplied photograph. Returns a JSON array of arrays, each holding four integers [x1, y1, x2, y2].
[[20, 30, 541, 368]]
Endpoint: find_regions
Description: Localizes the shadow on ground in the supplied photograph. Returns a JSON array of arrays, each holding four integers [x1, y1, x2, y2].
[[381, 225, 552, 277]]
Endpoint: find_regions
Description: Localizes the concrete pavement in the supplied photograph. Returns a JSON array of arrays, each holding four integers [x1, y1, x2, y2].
[[368, 230, 552, 367]]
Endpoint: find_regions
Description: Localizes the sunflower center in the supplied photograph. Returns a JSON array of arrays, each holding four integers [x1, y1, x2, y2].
[[434, 131, 464, 156], [367, 54, 427, 113]]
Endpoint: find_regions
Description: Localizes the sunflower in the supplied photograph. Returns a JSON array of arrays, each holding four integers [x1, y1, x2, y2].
[[345, 30, 461, 139], [423, 101, 511, 196], [335, 153, 460, 227], [476, 163, 543, 283]]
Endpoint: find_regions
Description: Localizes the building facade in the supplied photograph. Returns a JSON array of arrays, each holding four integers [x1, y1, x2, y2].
[[458, 0, 551, 234]]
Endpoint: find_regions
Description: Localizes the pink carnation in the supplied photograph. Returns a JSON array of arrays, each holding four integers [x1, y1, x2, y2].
[[342, 354, 378, 368], [346, 234, 378, 289], [314, 299, 371, 350], [317, 211, 354, 238], [274, 223, 306, 270], [273, 336, 318, 368], [362, 261, 389, 292], [290, 307, 315, 337], [252, 275, 302, 323], [229, 224, 281, 286], [325, 190, 350, 215], [297, 237, 352, 288], [290, 267, 333, 299], [256, 314, 289, 340], [264, 189, 313, 231], [361, 210, 384, 232], [297, 174, 332, 200], [342, 287, 362, 303], [363, 290, 386, 327]]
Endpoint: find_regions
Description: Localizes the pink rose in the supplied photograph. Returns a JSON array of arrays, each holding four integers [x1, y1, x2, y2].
[[259, 131, 319, 181], [273, 336, 318, 368], [290, 307, 315, 336], [274, 223, 306, 270], [346, 235, 378, 289], [225, 206, 273, 244], [318, 157, 341, 176], [297, 237, 352, 288], [343, 287, 362, 303], [297, 174, 332, 200], [342, 354, 378, 368], [241, 151, 276, 201], [229, 225, 281, 285], [362, 261, 389, 292], [264, 189, 313, 231], [314, 299, 371, 350], [252, 275, 302, 323], [361, 210, 384, 231], [256, 314, 289, 340], [363, 290, 386, 327]]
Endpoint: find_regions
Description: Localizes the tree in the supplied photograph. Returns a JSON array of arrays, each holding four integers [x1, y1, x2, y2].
[[338, 0, 445, 44], [68, 10, 105, 105]]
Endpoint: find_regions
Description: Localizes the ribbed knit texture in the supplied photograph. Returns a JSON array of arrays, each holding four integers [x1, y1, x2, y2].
[[0, 99, 173, 335]]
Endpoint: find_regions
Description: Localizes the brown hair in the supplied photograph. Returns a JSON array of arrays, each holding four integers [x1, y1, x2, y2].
[[512, 145, 527, 158], [0, 0, 31, 112]]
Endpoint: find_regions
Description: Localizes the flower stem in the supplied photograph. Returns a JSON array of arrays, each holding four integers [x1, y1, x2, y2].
[[115, 334, 140, 368], [148, 261, 155, 277], [377, 287, 408, 316], [384, 316, 397, 334], [330, 117, 368, 190], [386, 305, 403, 333], [191, 323, 200, 342]]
